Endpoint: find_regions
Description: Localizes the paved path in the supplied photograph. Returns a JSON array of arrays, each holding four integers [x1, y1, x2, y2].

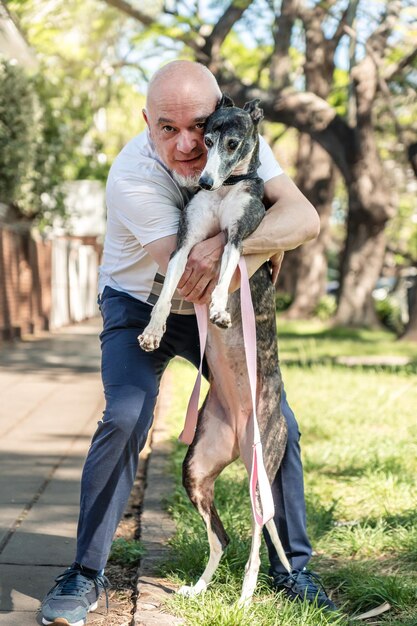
[[0, 319, 105, 625], [0, 318, 184, 626]]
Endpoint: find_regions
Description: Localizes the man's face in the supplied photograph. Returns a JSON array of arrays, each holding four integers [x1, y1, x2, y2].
[[143, 81, 219, 182]]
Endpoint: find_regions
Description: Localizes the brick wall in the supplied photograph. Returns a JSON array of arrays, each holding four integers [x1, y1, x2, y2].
[[0, 225, 101, 340]]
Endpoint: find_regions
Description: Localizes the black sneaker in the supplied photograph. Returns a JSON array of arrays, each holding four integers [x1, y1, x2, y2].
[[40, 563, 109, 626], [273, 568, 337, 611]]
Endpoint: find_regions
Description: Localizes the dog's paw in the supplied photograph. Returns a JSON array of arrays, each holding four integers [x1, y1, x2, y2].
[[210, 309, 232, 329], [237, 594, 252, 609], [178, 581, 206, 597], [138, 327, 164, 351], [178, 585, 195, 597]]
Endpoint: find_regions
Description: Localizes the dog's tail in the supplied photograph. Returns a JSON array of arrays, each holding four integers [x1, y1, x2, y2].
[[265, 520, 292, 574]]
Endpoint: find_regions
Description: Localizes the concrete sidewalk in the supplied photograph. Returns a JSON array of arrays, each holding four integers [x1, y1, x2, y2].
[[0, 319, 105, 625]]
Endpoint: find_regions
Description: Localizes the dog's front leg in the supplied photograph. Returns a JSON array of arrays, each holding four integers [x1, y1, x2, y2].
[[138, 247, 191, 351], [209, 241, 241, 328]]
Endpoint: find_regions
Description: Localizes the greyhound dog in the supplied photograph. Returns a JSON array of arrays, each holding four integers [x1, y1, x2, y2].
[[138, 95, 290, 605]]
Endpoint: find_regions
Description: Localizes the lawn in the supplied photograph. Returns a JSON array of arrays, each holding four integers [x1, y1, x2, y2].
[[274, 320, 417, 366], [158, 321, 417, 625]]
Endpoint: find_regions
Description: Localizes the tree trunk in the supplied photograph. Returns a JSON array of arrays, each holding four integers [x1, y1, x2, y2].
[[335, 211, 386, 326], [275, 3, 338, 318], [335, 53, 395, 326], [335, 151, 393, 327], [278, 133, 335, 318], [401, 271, 417, 341]]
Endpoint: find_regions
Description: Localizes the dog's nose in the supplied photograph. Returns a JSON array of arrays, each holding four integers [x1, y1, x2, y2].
[[199, 175, 214, 190], [198, 174, 214, 191]]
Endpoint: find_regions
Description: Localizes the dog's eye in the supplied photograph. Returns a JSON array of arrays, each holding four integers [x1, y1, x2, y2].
[[228, 140, 239, 150], [204, 137, 213, 148]]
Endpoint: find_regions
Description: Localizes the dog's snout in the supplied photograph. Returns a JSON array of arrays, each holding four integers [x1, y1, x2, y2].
[[199, 175, 214, 191]]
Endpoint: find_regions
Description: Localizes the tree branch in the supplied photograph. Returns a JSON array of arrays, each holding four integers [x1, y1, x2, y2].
[[269, 0, 299, 88], [103, 0, 154, 25], [199, 0, 254, 65], [330, 2, 355, 52], [219, 79, 353, 181], [365, 0, 402, 62], [345, 21, 416, 124], [408, 143, 417, 179], [385, 46, 417, 82], [298, 1, 338, 96], [102, 0, 202, 54]]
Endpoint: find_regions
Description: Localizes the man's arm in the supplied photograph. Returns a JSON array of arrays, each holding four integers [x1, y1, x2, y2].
[[145, 173, 319, 303], [242, 173, 320, 255], [228, 173, 319, 292], [143, 234, 177, 274]]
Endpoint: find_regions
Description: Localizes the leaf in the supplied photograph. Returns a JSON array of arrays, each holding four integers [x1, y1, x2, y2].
[[354, 602, 391, 620]]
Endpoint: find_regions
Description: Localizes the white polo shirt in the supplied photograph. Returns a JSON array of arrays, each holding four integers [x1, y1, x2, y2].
[[99, 130, 283, 314]]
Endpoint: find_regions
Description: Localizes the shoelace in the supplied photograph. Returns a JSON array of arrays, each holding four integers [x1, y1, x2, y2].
[[54, 568, 110, 611], [288, 569, 330, 598]]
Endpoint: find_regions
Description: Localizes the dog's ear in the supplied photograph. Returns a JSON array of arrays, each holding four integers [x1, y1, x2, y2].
[[216, 93, 234, 109], [243, 99, 263, 125]]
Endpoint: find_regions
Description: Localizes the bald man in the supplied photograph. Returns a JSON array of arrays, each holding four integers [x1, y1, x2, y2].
[[40, 61, 336, 626]]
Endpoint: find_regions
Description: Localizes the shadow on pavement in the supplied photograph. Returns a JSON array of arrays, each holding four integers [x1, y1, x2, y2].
[[0, 320, 102, 375]]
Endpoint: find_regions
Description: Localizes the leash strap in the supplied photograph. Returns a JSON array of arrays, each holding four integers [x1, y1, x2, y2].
[[179, 259, 275, 527], [239, 259, 275, 527], [178, 303, 207, 444]]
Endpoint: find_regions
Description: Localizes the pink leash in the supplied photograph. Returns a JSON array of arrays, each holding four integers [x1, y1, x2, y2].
[[179, 258, 275, 527], [178, 302, 208, 445]]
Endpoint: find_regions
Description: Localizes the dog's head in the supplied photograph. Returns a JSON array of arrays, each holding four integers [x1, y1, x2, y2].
[[199, 94, 263, 191]]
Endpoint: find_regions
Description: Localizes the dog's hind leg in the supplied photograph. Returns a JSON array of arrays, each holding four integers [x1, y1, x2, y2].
[[179, 398, 238, 597], [238, 516, 291, 607], [238, 520, 263, 607]]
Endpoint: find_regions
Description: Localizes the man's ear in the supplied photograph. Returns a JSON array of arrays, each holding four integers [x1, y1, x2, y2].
[[216, 93, 234, 110], [243, 99, 263, 125], [142, 108, 150, 127]]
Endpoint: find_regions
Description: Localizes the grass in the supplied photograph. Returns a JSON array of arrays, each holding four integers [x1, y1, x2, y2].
[[157, 321, 417, 625], [275, 319, 417, 365], [108, 537, 145, 567]]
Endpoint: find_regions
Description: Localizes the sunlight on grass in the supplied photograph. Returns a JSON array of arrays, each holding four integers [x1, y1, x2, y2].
[[276, 319, 417, 363], [158, 327, 417, 625]]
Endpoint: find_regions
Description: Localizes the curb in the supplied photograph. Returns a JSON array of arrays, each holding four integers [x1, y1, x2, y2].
[[132, 371, 185, 626]]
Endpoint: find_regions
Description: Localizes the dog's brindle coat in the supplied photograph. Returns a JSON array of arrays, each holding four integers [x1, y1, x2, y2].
[[139, 95, 289, 605]]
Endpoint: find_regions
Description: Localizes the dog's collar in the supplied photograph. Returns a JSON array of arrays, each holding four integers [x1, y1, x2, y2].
[[222, 173, 258, 186]]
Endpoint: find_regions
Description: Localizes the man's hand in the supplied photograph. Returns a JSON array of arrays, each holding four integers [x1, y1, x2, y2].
[[269, 251, 284, 285], [178, 232, 226, 304]]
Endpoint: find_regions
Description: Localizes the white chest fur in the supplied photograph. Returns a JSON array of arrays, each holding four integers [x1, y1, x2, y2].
[[185, 182, 250, 238]]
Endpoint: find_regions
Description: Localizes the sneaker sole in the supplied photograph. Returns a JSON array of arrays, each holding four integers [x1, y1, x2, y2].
[[41, 601, 98, 626]]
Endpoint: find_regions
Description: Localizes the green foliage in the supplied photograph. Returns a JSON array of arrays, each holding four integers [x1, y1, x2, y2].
[[375, 297, 404, 334], [0, 57, 69, 218], [275, 291, 292, 312], [108, 537, 145, 567], [6, 0, 146, 223], [328, 68, 349, 118], [386, 195, 417, 265], [314, 295, 337, 321], [0, 57, 40, 211]]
